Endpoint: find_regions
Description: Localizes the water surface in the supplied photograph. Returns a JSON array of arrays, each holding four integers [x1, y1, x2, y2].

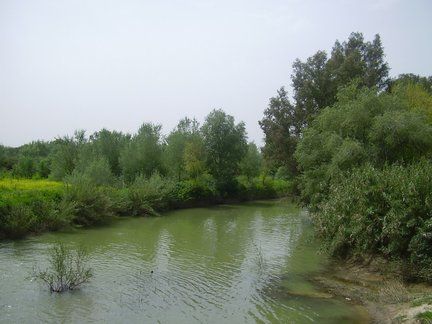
[[0, 200, 366, 323]]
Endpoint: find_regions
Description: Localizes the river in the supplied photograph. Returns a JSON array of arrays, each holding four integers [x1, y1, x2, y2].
[[0, 200, 367, 323]]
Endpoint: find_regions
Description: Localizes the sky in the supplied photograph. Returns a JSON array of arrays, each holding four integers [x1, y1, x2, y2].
[[0, 0, 431, 147]]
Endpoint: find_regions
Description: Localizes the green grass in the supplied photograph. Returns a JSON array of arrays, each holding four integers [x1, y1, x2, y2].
[[0, 179, 68, 238], [416, 311, 432, 323], [0, 179, 64, 207], [0, 178, 63, 191], [412, 296, 432, 307]]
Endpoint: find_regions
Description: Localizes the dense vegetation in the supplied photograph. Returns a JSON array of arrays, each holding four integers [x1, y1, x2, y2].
[[261, 32, 432, 281], [0, 110, 291, 239]]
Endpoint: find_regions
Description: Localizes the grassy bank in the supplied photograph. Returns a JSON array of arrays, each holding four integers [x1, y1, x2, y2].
[[0, 176, 291, 240]]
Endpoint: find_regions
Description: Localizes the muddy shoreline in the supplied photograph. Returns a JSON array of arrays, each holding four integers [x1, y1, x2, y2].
[[310, 259, 432, 323]]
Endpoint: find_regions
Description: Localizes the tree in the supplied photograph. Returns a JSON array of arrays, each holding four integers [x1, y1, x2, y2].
[[12, 156, 35, 178], [388, 74, 432, 124], [201, 109, 247, 192], [11, 141, 52, 178], [89, 129, 129, 176], [259, 88, 299, 175], [183, 136, 206, 179], [120, 123, 163, 182], [261, 32, 389, 171], [239, 142, 262, 180], [164, 118, 200, 180], [388, 73, 432, 95], [294, 84, 432, 207], [292, 51, 334, 128], [50, 131, 86, 180], [292, 33, 389, 131], [0, 145, 19, 172], [328, 33, 389, 90], [68, 157, 115, 187]]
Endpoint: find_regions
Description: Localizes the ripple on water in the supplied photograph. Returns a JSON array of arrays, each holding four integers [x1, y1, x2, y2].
[[0, 201, 365, 323]]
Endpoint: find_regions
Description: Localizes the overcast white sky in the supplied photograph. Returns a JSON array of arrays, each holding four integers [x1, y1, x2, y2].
[[1, 0, 431, 147]]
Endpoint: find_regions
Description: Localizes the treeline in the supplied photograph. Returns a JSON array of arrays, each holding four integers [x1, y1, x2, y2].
[[0, 110, 291, 239], [260, 32, 432, 281]]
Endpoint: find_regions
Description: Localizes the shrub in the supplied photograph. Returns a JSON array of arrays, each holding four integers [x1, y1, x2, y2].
[[316, 160, 432, 281], [0, 179, 66, 238], [35, 243, 93, 292], [126, 173, 176, 215], [0, 205, 36, 239], [295, 86, 432, 208], [175, 174, 217, 203], [63, 178, 114, 226], [69, 157, 115, 187]]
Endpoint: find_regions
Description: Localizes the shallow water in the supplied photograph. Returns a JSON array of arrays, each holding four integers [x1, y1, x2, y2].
[[0, 200, 366, 323]]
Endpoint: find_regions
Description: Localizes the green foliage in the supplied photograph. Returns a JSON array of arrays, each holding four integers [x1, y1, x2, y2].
[[0, 179, 70, 238], [315, 161, 432, 281], [164, 118, 200, 180], [259, 87, 299, 174], [12, 156, 36, 178], [369, 110, 432, 162], [0, 205, 37, 239], [127, 173, 176, 213], [120, 123, 164, 182], [295, 85, 432, 207], [391, 80, 432, 123], [239, 143, 262, 180], [62, 178, 114, 226], [389, 73, 432, 95], [237, 176, 292, 200], [202, 109, 248, 193], [68, 157, 115, 187], [50, 133, 84, 180], [89, 129, 129, 176], [183, 136, 206, 179], [261, 32, 389, 172], [175, 174, 217, 203], [416, 311, 432, 324], [35, 243, 92, 292], [0, 109, 292, 240]]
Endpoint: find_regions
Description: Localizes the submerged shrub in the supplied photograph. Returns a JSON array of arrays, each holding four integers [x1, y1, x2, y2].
[[35, 243, 93, 292]]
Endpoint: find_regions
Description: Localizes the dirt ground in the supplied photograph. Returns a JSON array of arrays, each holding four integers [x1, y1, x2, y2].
[[311, 259, 432, 323]]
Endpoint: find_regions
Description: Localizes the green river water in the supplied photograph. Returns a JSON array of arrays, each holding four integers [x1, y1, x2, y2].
[[0, 200, 367, 323]]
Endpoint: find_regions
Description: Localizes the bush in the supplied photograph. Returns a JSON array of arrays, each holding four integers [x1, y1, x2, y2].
[[315, 160, 432, 281], [69, 157, 115, 187], [35, 243, 92, 292], [175, 174, 217, 203], [126, 173, 176, 215], [237, 176, 292, 200], [63, 178, 114, 226], [0, 179, 66, 238], [295, 86, 432, 208], [0, 205, 36, 239]]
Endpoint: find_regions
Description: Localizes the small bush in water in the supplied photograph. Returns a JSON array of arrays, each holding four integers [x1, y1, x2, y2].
[[35, 243, 92, 292]]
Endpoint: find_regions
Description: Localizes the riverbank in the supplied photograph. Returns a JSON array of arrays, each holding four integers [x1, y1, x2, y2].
[[0, 177, 292, 240], [311, 258, 432, 323]]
